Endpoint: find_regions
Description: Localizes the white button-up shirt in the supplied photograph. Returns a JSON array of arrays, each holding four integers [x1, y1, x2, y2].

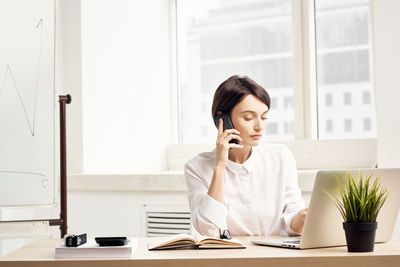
[[184, 143, 305, 237]]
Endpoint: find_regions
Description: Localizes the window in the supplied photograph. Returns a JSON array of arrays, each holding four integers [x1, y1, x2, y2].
[[177, 0, 294, 143], [176, 0, 377, 145], [325, 94, 333, 106], [315, 0, 377, 139], [363, 118, 371, 131], [267, 122, 278, 135], [343, 92, 352, 105], [270, 97, 278, 109], [284, 121, 293, 134], [284, 96, 293, 109], [326, 119, 333, 133], [362, 91, 371, 104], [344, 119, 352, 132]]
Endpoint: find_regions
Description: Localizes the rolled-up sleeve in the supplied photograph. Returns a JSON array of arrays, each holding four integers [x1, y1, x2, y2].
[[184, 162, 228, 237], [281, 146, 305, 236]]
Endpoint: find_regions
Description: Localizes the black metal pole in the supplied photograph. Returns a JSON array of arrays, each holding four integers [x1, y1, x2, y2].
[[49, 94, 71, 238]]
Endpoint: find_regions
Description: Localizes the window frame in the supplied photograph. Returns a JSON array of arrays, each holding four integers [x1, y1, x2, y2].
[[170, 0, 377, 169]]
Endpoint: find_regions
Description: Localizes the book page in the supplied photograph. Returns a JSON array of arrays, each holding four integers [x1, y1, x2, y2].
[[196, 236, 245, 248], [148, 234, 195, 250]]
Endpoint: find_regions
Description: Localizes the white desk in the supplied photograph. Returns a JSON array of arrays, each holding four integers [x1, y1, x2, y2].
[[1, 234, 399, 267]]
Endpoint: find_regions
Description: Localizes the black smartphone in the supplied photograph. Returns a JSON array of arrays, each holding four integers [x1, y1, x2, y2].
[[95, 237, 128, 246], [213, 113, 239, 144]]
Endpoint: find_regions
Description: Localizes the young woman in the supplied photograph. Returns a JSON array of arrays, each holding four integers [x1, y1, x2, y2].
[[185, 75, 307, 237]]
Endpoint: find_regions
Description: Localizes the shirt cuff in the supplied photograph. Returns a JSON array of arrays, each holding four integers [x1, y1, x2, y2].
[[283, 211, 301, 236], [199, 194, 228, 230]]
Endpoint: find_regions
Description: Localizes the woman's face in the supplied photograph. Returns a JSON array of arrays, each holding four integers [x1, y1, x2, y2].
[[230, 95, 269, 146]]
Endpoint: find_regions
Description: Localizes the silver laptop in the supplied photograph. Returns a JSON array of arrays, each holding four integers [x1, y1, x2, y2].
[[252, 168, 400, 249]]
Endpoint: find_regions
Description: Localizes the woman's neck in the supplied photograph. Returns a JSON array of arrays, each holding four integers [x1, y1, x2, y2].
[[228, 145, 252, 164]]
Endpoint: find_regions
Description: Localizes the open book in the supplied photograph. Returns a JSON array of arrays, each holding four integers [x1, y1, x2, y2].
[[148, 233, 245, 250]]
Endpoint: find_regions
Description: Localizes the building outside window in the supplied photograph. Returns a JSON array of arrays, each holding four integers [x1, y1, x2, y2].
[[177, 0, 294, 143], [270, 97, 278, 109], [284, 121, 293, 134], [177, 0, 377, 143], [267, 122, 279, 135], [343, 92, 352, 105], [344, 118, 352, 132], [362, 90, 371, 104], [316, 0, 376, 139], [325, 93, 333, 106], [326, 119, 333, 133], [363, 117, 371, 131]]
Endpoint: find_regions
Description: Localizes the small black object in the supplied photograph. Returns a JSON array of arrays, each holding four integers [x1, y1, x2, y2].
[[95, 237, 128, 246], [219, 229, 232, 240], [65, 233, 87, 247], [213, 113, 239, 145]]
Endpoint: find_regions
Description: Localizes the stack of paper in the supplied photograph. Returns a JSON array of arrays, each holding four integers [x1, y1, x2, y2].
[[55, 238, 136, 258]]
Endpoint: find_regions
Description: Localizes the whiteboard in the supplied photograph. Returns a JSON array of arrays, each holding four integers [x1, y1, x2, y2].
[[0, 0, 57, 219]]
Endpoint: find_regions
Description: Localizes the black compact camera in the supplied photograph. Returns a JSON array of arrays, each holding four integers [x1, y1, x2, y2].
[[65, 233, 87, 247]]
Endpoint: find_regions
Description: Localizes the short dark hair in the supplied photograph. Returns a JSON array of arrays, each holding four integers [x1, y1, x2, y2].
[[211, 75, 271, 119]]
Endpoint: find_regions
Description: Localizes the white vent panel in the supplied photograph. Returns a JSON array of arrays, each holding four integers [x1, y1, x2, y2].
[[143, 206, 191, 237]]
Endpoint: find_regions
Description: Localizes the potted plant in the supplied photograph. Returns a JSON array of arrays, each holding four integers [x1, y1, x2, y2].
[[326, 171, 389, 252]]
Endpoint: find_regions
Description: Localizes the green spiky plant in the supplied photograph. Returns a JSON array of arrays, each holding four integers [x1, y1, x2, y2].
[[325, 172, 389, 222]]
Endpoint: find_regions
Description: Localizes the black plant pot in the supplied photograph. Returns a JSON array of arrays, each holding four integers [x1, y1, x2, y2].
[[343, 222, 377, 252]]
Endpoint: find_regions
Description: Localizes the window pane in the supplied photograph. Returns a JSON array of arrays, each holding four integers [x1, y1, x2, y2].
[[177, 0, 294, 143], [315, 0, 377, 139], [363, 117, 371, 131], [326, 119, 333, 132]]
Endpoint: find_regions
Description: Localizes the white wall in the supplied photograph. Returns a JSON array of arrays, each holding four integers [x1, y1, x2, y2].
[[370, 0, 400, 235], [371, 0, 400, 168], [80, 0, 172, 174], [67, 190, 188, 237], [62, 0, 83, 174]]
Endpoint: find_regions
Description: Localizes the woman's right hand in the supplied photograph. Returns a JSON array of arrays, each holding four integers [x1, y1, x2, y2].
[[215, 118, 244, 168]]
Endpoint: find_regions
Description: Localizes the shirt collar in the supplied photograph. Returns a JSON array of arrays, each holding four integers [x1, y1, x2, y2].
[[225, 146, 258, 174]]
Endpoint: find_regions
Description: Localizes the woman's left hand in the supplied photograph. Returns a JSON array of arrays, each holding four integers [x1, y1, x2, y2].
[[290, 208, 308, 233]]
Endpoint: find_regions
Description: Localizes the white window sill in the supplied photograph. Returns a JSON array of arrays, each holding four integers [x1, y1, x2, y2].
[[68, 170, 318, 192], [68, 171, 185, 192]]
